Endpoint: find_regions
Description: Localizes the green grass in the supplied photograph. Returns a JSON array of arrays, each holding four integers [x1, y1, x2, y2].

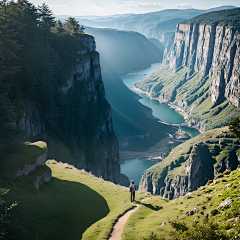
[[0, 141, 47, 181], [1, 159, 149, 239], [122, 167, 240, 239]]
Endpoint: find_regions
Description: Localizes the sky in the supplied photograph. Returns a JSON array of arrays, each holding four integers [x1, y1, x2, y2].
[[28, 0, 240, 16]]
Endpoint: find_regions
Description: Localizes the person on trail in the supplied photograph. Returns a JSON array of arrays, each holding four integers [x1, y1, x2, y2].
[[129, 180, 136, 202]]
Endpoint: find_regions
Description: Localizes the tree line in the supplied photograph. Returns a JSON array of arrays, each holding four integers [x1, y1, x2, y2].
[[0, 0, 110, 158]]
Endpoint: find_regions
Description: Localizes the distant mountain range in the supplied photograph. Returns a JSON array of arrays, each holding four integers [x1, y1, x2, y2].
[[56, 5, 237, 45], [84, 26, 163, 74]]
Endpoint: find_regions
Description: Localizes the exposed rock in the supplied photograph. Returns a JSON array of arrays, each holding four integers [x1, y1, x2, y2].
[[17, 34, 121, 184], [214, 179, 221, 184], [34, 168, 52, 189], [185, 145, 202, 191], [160, 221, 166, 227], [16, 101, 42, 137], [14, 152, 47, 180], [227, 217, 239, 223], [163, 22, 240, 107], [217, 197, 233, 210], [173, 128, 191, 140], [186, 208, 199, 216]]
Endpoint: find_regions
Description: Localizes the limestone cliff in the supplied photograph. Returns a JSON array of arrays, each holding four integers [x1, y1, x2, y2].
[[133, 8, 240, 133], [163, 9, 240, 107], [17, 34, 120, 184], [139, 127, 240, 199], [15, 101, 43, 137]]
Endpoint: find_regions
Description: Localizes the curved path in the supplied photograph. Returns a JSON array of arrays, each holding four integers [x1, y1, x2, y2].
[[109, 198, 151, 240]]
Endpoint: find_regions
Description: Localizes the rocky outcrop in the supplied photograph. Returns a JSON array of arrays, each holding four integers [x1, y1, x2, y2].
[[139, 129, 240, 199], [16, 101, 42, 137], [14, 152, 47, 180], [184, 145, 202, 191], [34, 168, 52, 189], [15, 34, 120, 184], [55, 34, 120, 184], [138, 146, 202, 200], [163, 22, 240, 107]]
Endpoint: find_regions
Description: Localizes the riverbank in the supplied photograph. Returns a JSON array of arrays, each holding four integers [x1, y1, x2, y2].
[[120, 128, 190, 163], [130, 85, 204, 133]]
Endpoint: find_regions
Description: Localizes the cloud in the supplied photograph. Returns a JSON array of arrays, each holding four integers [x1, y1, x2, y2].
[[172, 3, 193, 9], [123, 1, 165, 9], [50, 4, 75, 8], [94, 2, 107, 7]]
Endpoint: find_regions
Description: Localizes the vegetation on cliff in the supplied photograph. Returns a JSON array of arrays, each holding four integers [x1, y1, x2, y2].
[[139, 126, 240, 199], [134, 65, 240, 131], [0, 0, 119, 181], [182, 7, 240, 28]]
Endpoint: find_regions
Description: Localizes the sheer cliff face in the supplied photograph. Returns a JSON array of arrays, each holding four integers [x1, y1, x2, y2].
[[163, 23, 240, 107], [139, 128, 240, 200], [18, 34, 120, 184]]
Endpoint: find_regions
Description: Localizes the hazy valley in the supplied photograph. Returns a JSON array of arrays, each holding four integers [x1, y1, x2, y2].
[[0, 2, 240, 240]]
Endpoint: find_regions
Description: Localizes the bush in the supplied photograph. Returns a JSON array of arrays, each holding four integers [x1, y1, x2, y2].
[[223, 169, 231, 175], [0, 188, 21, 239], [214, 173, 224, 180], [207, 180, 213, 185], [210, 209, 219, 216]]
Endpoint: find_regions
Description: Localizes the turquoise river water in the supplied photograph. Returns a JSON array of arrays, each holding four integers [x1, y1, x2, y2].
[[119, 63, 200, 186]]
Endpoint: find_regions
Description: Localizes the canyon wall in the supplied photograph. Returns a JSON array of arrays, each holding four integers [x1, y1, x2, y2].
[[17, 34, 120, 184], [163, 22, 240, 107], [139, 128, 240, 200]]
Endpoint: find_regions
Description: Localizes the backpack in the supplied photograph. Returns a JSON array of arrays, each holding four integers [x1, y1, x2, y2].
[[130, 184, 136, 192]]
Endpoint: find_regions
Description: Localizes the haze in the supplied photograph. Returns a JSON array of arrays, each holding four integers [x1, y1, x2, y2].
[[29, 0, 240, 16]]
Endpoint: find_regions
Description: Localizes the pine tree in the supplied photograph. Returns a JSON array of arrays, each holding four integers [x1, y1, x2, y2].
[[228, 117, 240, 138]]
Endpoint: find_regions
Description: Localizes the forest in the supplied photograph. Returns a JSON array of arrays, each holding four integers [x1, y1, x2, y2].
[[0, 0, 112, 160]]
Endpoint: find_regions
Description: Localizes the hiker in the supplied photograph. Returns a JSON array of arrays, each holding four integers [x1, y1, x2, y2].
[[129, 180, 136, 202]]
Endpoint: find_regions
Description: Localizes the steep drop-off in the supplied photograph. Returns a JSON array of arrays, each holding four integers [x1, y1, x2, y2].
[[139, 127, 240, 199], [163, 8, 240, 107], [85, 27, 163, 74], [138, 8, 240, 198], [134, 8, 240, 132], [17, 34, 120, 183]]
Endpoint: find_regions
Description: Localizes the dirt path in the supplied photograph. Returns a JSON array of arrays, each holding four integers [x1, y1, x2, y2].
[[109, 198, 151, 240]]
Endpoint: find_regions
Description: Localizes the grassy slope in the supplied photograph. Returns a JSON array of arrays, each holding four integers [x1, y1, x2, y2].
[[134, 65, 240, 130], [0, 141, 47, 181], [122, 167, 240, 239], [1, 157, 149, 240], [101, 62, 178, 151], [143, 127, 240, 185]]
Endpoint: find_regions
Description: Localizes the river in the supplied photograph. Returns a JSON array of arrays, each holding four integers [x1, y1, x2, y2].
[[119, 62, 200, 186]]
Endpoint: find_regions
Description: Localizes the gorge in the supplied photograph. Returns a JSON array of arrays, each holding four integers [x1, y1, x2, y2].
[[136, 8, 240, 199], [1, 3, 240, 239]]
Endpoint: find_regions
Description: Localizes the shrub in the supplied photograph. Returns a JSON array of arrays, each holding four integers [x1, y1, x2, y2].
[[207, 180, 213, 185], [214, 173, 224, 180], [223, 169, 231, 175], [210, 209, 219, 216]]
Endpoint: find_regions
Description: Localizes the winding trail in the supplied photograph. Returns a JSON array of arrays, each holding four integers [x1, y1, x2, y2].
[[109, 198, 151, 240]]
